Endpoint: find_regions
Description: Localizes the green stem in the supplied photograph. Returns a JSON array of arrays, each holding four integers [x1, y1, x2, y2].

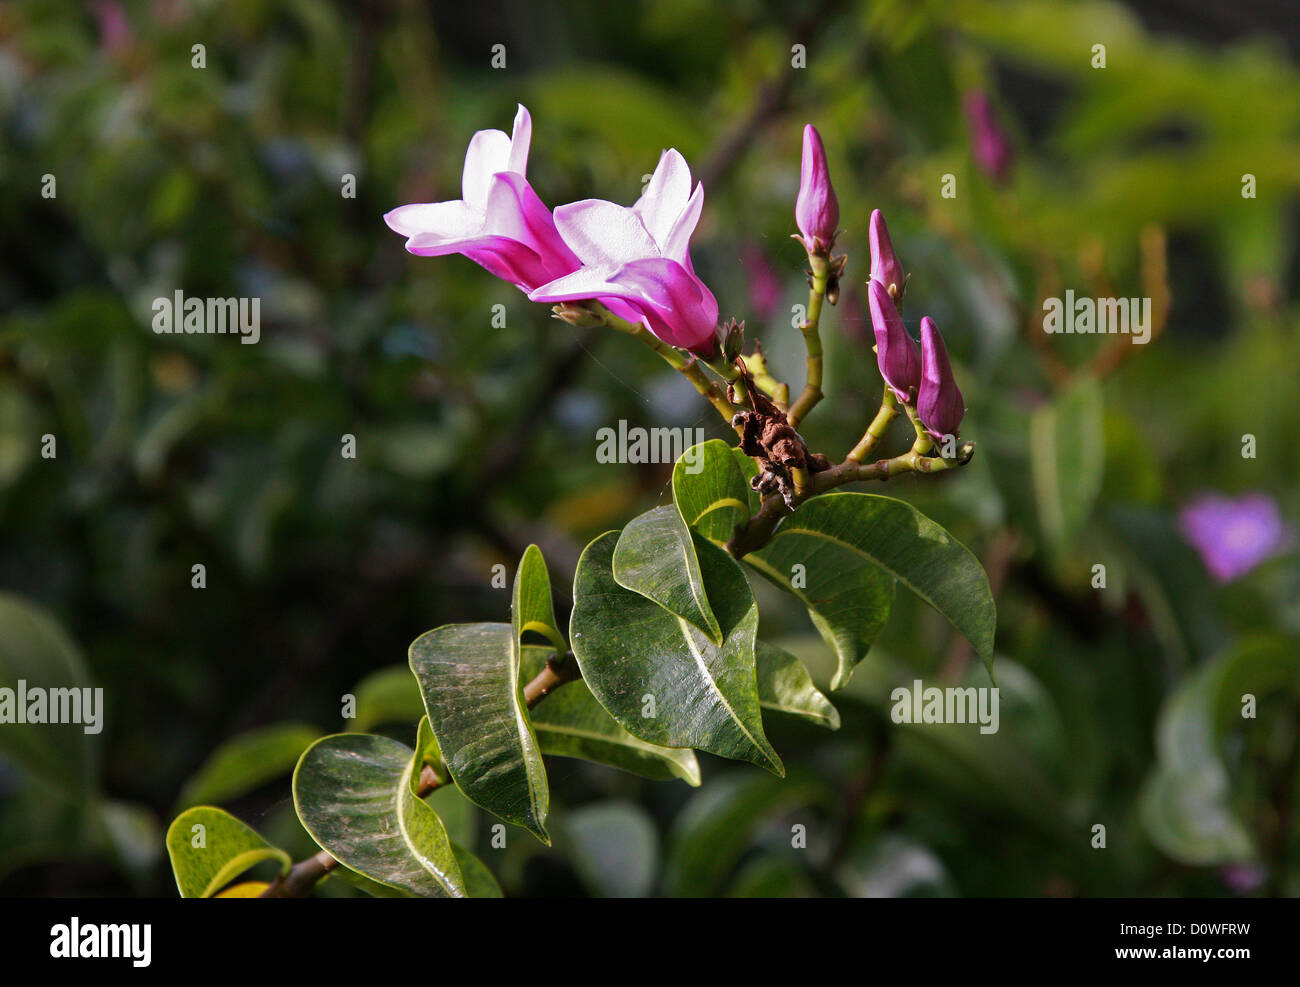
[[590, 305, 741, 428], [846, 386, 899, 462], [726, 440, 976, 558], [786, 253, 829, 428]]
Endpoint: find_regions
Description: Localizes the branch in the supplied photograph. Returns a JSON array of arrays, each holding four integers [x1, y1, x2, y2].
[[727, 440, 976, 558]]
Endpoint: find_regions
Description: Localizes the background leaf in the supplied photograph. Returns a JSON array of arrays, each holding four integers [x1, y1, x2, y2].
[[1031, 375, 1104, 553], [175, 722, 321, 810]]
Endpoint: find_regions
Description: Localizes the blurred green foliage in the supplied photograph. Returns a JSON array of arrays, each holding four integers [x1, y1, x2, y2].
[[1, 0, 1297, 896]]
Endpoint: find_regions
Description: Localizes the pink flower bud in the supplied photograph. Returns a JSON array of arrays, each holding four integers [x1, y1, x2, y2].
[[917, 316, 965, 440], [868, 209, 905, 300], [795, 124, 839, 253], [868, 280, 920, 404]]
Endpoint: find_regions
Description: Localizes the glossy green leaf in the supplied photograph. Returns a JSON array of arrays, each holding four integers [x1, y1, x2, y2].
[[672, 439, 751, 544], [519, 646, 700, 785], [175, 722, 321, 810], [745, 527, 896, 692], [512, 544, 566, 653], [165, 806, 290, 899], [1031, 375, 1104, 552], [453, 841, 503, 898], [293, 733, 465, 897], [756, 641, 840, 729], [613, 506, 722, 643], [571, 531, 782, 775], [760, 493, 996, 680], [409, 622, 550, 843]]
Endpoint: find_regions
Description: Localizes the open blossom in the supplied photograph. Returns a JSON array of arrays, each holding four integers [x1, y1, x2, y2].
[[1179, 492, 1289, 582], [867, 279, 920, 403], [964, 91, 1013, 184], [917, 316, 965, 439], [794, 124, 839, 253], [868, 209, 905, 300], [383, 105, 580, 293], [529, 149, 719, 355]]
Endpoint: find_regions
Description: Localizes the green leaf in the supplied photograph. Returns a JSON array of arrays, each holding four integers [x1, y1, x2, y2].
[[512, 544, 566, 653], [409, 622, 550, 843], [563, 800, 659, 897], [760, 493, 996, 680], [664, 771, 824, 897], [347, 665, 424, 732], [175, 722, 322, 810], [0, 592, 96, 795], [165, 806, 290, 899], [452, 842, 503, 898], [745, 527, 896, 692], [613, 506, 722, 643], [1031, 375, 1104, 552], [520, 646, 700, 785], [731, 446, 764, 515], [293, 733, 465, 897], [1139, 635, 1300, 866], [672, 439, 752, 544], [756, 641, 840, 729], [571, 531, 782, 775]]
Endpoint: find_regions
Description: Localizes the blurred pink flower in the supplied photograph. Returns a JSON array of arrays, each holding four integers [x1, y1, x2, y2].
[[384, 105, 580, 293], [964, 91, 1014, 184], [93, 1, 132, 53], [530, 149, 719, 356], [1178, 492, 1289, 582], [741, 245, 781, 322]]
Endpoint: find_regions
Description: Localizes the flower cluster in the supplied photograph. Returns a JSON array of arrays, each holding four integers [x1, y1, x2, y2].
[[386, 109, 970, 452], [862, 207, 965, 441], [384, 105, 719, 356]]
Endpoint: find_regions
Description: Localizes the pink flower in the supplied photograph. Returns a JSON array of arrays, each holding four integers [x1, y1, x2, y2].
[[1179, 492, 1290, 583], [917, 316, 965, 440], [868, 279, 920, 404], [795, 124, 839, 253], [964, 91, 1014, 184], [868, 209, 905, 300], [384, 105, 580, 293], [529, 149, 720, 356]]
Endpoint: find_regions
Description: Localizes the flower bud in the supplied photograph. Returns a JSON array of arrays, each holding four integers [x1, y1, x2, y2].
[[867, 279, 921, 404], [917, 316, 965, 440], [795, 124, 839, 253], [868, 209, 906, 301]]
